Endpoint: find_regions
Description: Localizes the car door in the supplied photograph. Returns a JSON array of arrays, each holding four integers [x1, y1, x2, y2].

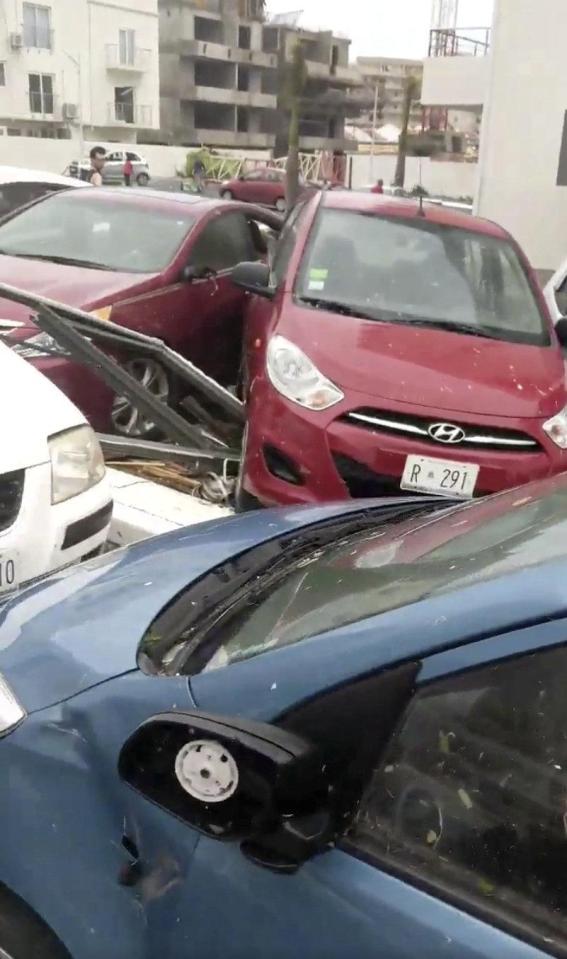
[[122, 617, 567, 959], [104, 151, 124, 183]]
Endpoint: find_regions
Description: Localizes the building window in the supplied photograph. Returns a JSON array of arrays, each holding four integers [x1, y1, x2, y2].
[[28, 74, 54, 114], [23, 4, 52, 50], [118, 29, 135, 66], [0, 64, 6, 86], [114, 86, 134, 124]]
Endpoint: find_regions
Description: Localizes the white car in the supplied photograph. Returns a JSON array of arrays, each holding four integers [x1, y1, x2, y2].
[[0, 340, 112, 596], [0, 165, 87, 218], [544, 260, 567, 323]]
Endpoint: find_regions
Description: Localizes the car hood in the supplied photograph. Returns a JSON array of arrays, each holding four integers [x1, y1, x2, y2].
[[0, 500, 381, 714], [0, 255, 157, 331], [282, 308, 565, 418], [0, 341, 84, 471]]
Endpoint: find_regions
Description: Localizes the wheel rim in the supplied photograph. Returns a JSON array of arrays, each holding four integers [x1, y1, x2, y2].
[[111, 359, 169, 437], [276, 198, 286, 212]]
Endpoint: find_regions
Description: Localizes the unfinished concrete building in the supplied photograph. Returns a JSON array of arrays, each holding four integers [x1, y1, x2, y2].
[[158, 0, 360, 152]]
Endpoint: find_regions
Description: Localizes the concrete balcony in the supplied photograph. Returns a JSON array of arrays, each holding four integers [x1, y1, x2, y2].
[[192, 128, 275, 149], [106, 103, 154, 126], [305, 60, 331, 80], [331, 64, 364, 87], [180, 39, 277, 69], [182, 85, 277, 109], [106, 45, 151, 72], [299, 134, 358, 152]]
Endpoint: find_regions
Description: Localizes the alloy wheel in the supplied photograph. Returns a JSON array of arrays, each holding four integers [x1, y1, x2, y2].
[[111, 358, 170, 438]]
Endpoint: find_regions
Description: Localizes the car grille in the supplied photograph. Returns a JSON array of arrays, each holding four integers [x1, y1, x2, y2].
[[341, 408, 540, 453], [332, 453, 488, 500], [0, 470, 24, 533]]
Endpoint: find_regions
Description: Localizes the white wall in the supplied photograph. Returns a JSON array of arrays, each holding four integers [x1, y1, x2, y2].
[[351, 154, 478, 199], [477, 0, 567, 271], [421, 56, 489, 107], [0, 0, 159, 131]]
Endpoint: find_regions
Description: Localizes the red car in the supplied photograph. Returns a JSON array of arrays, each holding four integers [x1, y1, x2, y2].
[[221, 168, 290, 212], [233, 190, 567, 508], [0, 187, 274, 436]]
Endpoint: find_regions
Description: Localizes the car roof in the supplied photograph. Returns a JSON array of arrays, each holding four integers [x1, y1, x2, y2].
[[0, 165, 87, 187], [48, 186, 221, 214], [320, 189, 510, 240]]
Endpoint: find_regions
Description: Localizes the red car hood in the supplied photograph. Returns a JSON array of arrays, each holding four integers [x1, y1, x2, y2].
[[0, 255, 156, 333], [282, 308, 566, 419]]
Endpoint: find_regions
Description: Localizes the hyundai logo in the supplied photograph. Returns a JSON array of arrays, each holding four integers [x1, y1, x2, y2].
[[428, 422, 466, 444]]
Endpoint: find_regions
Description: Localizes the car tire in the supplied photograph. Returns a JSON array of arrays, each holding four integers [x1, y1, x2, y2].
[[0, 885, 70, 958], [221, 190, 233, 200], [136, 173, 150, 187], [275, 197, 287, 212], [111, 357, 176, 440]]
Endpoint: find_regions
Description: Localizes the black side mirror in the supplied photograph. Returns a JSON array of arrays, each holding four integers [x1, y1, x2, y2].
[[556, 317, 567, 347], [232, 261, 274, 299], [119, 711, 331, 872]]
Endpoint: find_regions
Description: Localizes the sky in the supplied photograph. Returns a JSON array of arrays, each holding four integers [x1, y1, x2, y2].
[[266, 0, 494, 59]]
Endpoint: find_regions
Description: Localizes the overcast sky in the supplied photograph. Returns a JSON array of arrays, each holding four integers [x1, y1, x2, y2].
[[266, 0, 494, 58]]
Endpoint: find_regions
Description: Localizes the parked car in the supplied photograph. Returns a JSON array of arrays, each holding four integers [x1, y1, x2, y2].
[[0, 475, 567, 957], [68, 151, 150, 186], [221, 168, 289, 211], [233, 189, 567, 509], [0, 165, 87, 216], [0, 339, 111, 594], [0, 188, 277, 437]]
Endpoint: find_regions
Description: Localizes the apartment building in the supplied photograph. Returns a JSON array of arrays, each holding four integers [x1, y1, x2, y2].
[[350, 57, 424, 134], [0, 0, 159, 142], [158, 0, 360, 152]]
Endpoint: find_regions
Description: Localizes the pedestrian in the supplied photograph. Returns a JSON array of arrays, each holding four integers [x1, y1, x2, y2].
[[123, 154, 134, 187], [86, 146, 106, 186], [193, 154, 206, 193], [371, 178, 384, 195]]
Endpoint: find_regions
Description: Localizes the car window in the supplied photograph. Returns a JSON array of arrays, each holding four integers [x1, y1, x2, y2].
[[270, 200, 306, 286], [349, 643, 567, 951], [296, 209, 548, 346], [107, 152, 122, 162], [244, 170, 265, 182], [0, 191, 196, 273], [0, 182, 68, 216], [189, 211, 255, 273], [555, 273, 567, 317]]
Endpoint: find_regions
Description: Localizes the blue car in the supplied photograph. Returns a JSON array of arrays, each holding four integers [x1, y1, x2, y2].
[[1, 476, 567, 959]]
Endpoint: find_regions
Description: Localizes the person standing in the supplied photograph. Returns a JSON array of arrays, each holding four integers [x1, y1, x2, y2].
[[193, 154, 206, 193], [371, 178, 384, 195], [123, 154, 133, 187], [87, 146, 106, 186]]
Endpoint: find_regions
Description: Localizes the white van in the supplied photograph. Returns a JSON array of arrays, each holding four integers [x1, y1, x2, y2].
[[0, 340, 112, 595]]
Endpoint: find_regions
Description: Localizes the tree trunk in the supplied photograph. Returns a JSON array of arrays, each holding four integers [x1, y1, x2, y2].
[[285, 103, 300, 209], [393, 79, 415, 189]]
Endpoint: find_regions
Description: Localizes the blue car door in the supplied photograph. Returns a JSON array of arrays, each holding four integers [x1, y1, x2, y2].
[[124, 617, 567, 959]]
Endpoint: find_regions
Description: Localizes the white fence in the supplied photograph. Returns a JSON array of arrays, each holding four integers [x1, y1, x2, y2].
[[350, 154, 478, 199]]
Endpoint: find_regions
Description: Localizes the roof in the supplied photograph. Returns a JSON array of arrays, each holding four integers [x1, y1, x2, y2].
[[320, 189, 509, 239], [0, 165, 87, 188]]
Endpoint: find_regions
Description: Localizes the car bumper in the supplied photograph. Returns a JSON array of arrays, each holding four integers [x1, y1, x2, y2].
[[0, 461, 112, 595], [243, 385, 566, 506]]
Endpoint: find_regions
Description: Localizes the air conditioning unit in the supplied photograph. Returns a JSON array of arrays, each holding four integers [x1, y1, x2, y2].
[[9, 33, 23, 50], [62, 102, 79, 121]]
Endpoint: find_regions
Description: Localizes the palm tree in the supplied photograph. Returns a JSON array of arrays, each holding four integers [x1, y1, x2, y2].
[[283, 41, 308, 208], [393, 75, 420, 190]]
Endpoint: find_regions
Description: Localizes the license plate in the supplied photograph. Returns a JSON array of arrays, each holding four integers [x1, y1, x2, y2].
[[0, 553, 19, 594], [401, 455, 479, 499]]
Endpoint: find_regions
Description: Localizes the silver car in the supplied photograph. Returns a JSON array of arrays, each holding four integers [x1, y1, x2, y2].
[[69, 150, 150, 186]]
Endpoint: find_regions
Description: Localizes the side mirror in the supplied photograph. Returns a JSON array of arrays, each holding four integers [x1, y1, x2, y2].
[[119, 711, 331, 872], [232, 261, 274, 299], [556, 317, 567, 347]]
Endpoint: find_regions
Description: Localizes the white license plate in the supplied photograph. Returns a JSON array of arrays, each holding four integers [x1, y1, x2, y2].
[[0, 553, 19, 594], [401, 455, 479, 500]]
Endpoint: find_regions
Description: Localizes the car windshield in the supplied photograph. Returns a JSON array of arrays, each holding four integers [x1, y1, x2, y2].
[[203, 476, 567, 671], [296, 208, 548, 345], [0, 191, 196, 273]]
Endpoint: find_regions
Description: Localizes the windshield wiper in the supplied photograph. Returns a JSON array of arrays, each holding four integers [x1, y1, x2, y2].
[[405, 318, 499, 339], [0, 251, 113, 271], [298, 296, 385, 322]]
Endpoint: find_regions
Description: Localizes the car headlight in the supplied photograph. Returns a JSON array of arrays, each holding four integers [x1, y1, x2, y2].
[[0, 674, 25, 735], [49, 425, 106, 504], [266, 335, 344, 411], [543, 406, 567, 449], [12, 332, 69, 359]]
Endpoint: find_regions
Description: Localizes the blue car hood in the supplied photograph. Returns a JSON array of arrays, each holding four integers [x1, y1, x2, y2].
[[0, 501, 376, 713]]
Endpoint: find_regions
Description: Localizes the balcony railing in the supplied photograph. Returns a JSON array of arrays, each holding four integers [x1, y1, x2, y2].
[[429, 27, 491, 58], [107, 103, 153, 126], [105, 45, 151, 71]]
